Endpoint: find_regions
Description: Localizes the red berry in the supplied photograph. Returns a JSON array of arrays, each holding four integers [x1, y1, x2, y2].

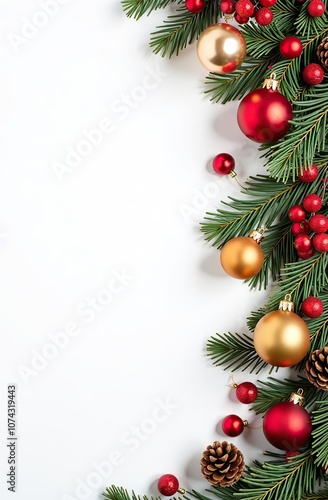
[[298, 248, 315, 259], [222, 414, 245, 437], [185, 0, 205, 13], [279, 36, 303, 59], [313, 233, 328, 252], [307, 0, 325, 17], [236, 381, 258, 404], [255, 7, 273, 25], [158, 475, 180, 496], [212, 153, 235, 175], [303, 63, 325, 86], [298, 164, 319, 183], [234, 13, 249, 23], [294, 234, 312, 252], [220, 0, 236, 14], [301, 296, 324, 318], [259, 0, 276, 5], [303, 194, 323, 213], [288, 204, 306, 222], [309, 214, 328, 233], [291, 221, 310, 236], [235, 0, 254, 17]]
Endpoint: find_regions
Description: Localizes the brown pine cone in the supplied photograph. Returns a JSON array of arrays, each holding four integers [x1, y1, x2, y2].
[[305, 346, 328, 391], [317, 36, 328, 72], [200, 441, 245, 487]]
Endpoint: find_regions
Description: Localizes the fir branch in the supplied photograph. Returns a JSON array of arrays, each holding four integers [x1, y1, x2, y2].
[[311, 400, 328, 468], [103, 487, 184, 500], [121, 0, 175, 19], [242, 23, 283, 59], [271, 0, 299, 33], [295, 3, 328, 38]]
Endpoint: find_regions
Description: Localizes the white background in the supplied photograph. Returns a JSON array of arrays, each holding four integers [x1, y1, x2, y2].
[[0, 1, 281, 499]]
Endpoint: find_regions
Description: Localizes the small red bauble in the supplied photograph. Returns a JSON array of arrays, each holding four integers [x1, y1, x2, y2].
[[222, 414, 246, 437], [255, 7, 273, 25], [286, 451, 301, 461], [309, 214, 328, 233], [236, 381, 258, 404], [263, 402, 312, 451], [298, 164, 319, 182], [259, 0, 276, 5], [234, 13, 249, 23], [185, 0, 205, 13], [307, 0, 325, 17], [313, 233, 328, 252], [303, 63, 325, 85], [294, 235, 312, 252], [235, 0, 254, 17], [288, 205, 306, 222], [237, 88, 292, 143], [291, 221, 310, 236], [301, 296, 324, 318], [220, 0, 236, 14], [303, 193, 322, 213], [158, 475, 180, 496], [212, 153, 235, 175], [298, 247, 315, 260], [279, 36, 303, 59]]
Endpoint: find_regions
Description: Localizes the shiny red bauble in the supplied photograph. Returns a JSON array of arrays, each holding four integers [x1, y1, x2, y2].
[[259, 0, 276, 5], [235, 13, 249, 23], [263, 402, 312, 451], [288, 205, 306, 222], [291, 221, 310, 236], [294, 235, 312, 252], [280, 36, 303, 59], [236, 381, 258, 404], [222, 414, 246, 437], [313, 233, 328, 252], [255, 7, 273, 25], [220, 0, 236, 14], [298, 164, 319, 182], [301, 296, 324, 318], [309, 214, 328, 233], [298, 248, 315, 260], [237, 88, 292, 143], [185, 0, 205, 13], [212, 153, 235, 175], [158, 475, 180, 496], [307, 0, 325, 16], [303, 194, 322, 213], [303, 63, 325, 85], [235, 0, 254, 17]]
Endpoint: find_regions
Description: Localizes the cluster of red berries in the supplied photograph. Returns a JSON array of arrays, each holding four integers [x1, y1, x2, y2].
[[220, 0, 275, 25]]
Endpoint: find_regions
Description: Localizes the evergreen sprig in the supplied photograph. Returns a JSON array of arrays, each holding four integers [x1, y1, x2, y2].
[[311, 400, 328, 468], [121, 0, 175, 19]]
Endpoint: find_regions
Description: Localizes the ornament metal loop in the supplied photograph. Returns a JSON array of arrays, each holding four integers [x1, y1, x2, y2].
[[279, 294, 294, 312], [289, 388, 305, 406], [249, 229, 265, 244], [263, 72, 279, 91]]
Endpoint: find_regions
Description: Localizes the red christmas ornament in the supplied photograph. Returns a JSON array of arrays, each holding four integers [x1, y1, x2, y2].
[[220, 0, 236, 14], [185, 0, 205, 13], [255, 7, 273, 25], [235, 381, 258, 404], [291, 221, 310, 236], [294, 235, 312, 252], [222, 414, 247, 437], [298, 248, 315, 260], [158, 475, 182, 496], [298, 164, 319, 182], [234, 13, 249, 23], [237, 74, 292, 143], [288, 205, 306, 222], [259, 0, 276, 5], [301, 296, 324, 318], [213, 153, 235, 175], [307, 0, 325, 17], [235, 0, 254, 17], [303, 193, 322, 213], [313, 233, 328, 252], [279, 36, 303, 59], [303, 63, 325, 85], [263, 390, 312, 451], [309, 214, 328, 233]]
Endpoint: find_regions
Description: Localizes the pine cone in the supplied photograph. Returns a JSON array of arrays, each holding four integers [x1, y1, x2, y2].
[[200, 441, 245, 486], [317, 37, 328, 71], [305, 347, 328, 391]]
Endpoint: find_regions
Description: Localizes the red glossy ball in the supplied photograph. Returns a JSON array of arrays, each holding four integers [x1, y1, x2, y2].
[[291, 221, 310, 236], [263, 402, 312, 451], [303, 194, 322, 213], [301, 296, 324, 318], [280, 36, 303, 59], [303, 63, 325, 85], [235, 0, 254, 17], [212, 153, 235, 175], [234, 13, 249, 23], [313, 233, 328, 252], [236, 381, 258, 404], [307, 0, 325, 17], [309, 214, 328, 233], [298, 164, 319, 182], [255, 7, 274, 25], [298, 247, 315, 260], [288, 205, 306, 222], [237, 88, 292, 143], [158, 475, 180, 496], [222, 414, 245, 437], [259, 0, 276, 5], [294, 235, 312, 252], [185, 0, 205, 13], [220, 0, 236, 14]]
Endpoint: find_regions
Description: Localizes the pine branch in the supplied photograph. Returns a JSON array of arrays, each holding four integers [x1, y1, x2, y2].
[[295, 2, 328, 38], [121, 0, 175, 19], [311, 400, 328, 468], [103, 487, 184, 500]]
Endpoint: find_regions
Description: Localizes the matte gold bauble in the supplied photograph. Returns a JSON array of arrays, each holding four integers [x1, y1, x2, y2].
[[197, 23, 246, 74], [220, 233, 264, 279], [254, 297, 310, 367]]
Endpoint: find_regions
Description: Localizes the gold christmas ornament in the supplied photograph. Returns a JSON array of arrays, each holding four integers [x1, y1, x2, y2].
[[220, 230, 264, 279], [197, 24, 246, 74], [253, 295, 310, 367]]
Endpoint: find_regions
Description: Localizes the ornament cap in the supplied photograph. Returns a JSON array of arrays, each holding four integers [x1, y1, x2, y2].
[[278, 294, 295, 312], [249, 228, 265, 245], [289, 388, 305, 406], [263, 72, 279, 90], [178, 488, 186, 494]]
